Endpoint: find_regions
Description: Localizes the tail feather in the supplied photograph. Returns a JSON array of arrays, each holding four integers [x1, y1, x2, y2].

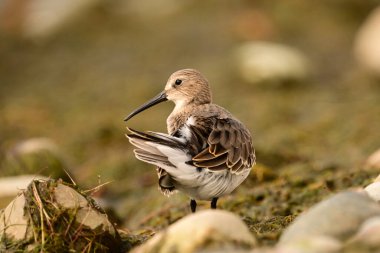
[[128, 128, 184, 148], [126, 128, 192, 173], [129, 138, 162, 155], [134, 149, 175, 167]]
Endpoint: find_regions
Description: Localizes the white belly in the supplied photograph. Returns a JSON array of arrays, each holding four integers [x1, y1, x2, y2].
[[172, 168, 251, 201]]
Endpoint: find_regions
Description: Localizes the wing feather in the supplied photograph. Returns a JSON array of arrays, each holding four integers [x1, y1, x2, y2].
[[191, 118, 255, 174]]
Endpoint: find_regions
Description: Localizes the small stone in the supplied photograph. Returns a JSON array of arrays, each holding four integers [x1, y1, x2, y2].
[[235, 41, 310, 85], [279, 191, 380, 244], [364, 182, 380, 202], [365, 149, 380, 170], [132, 210, 257, 253], [354, 7, 380, 76]]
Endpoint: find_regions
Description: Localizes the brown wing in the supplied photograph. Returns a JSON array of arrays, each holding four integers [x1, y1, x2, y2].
[[192, 118, 255, 174]]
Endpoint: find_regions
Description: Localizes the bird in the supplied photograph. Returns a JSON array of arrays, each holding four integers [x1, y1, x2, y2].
[[124, 69, 255, 212]]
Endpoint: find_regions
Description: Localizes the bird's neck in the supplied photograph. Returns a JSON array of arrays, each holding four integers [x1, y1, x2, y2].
[[173, 96, 212, 113], [172, 100, 187, 114], [167, 102, 199, 135]]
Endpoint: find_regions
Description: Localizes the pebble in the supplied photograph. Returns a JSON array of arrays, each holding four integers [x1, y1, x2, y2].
[[131, 210, 257, 253], [354, 6, 380, 76], [365, 148, 380, 169], [234, 41, 310, 85], [364, 181, 380, 202]]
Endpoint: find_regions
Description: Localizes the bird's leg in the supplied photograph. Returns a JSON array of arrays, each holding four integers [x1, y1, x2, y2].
[[190, 199, 197, 213], [211, 197, 218, 209]]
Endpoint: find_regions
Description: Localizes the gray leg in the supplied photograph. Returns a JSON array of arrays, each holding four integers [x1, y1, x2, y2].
[[190, 199, 197, 213], [211, 197, 218, 209]]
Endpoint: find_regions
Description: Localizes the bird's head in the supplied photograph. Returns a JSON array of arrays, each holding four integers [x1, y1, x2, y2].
[[124, 69, 212, 122]]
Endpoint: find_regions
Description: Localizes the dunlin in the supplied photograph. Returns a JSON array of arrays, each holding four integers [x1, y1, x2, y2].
[[124, 69, 255, 212]]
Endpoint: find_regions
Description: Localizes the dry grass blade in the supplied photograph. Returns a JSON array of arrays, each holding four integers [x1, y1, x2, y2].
[[31, 181, 46, 248], [82, 180, 113, 194]]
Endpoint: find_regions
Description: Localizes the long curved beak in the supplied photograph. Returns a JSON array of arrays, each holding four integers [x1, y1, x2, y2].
[[124, 91, 167, 122]]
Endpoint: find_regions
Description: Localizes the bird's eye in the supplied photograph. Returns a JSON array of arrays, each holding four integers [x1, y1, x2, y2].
[[175, 79, 182, 85]]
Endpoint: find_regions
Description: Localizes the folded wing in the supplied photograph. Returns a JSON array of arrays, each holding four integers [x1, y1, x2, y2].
[[192, 118, 255, 174]]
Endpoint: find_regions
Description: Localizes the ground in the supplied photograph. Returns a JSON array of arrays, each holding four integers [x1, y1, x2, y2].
[[1, 0, 380, 248]]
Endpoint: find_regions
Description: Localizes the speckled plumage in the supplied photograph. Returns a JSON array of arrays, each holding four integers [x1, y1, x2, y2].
[[125, 69, 255, 212]]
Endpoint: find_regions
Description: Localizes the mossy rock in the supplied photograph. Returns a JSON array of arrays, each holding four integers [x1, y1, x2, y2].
[[0, 179, 125, 252]]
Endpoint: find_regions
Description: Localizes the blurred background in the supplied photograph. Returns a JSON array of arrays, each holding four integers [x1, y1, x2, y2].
[[1, 0, 380, 244]]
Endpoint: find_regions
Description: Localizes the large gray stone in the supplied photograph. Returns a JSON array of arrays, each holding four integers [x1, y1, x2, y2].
[[280, 191, 380, 244], [347, 216, 380, 248]]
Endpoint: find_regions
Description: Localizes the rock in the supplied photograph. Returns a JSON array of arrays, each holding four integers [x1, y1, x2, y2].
[[365, 148, 380, 169], [1, 138, 72, 182], [348, 216, 380, 248], [0, 175, 47, 197], [364, 181, 380, 202], [0, 174, 48, 208], [54, 183, 88, 209], [277, 236, 342, 253], [279, 191, 380, 244], [0, 194, 32, 242], [234, 41, 310, 85], [0, 179, 122, 252], [354, 7, 380, 76], [132, 210, 257, 253]]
